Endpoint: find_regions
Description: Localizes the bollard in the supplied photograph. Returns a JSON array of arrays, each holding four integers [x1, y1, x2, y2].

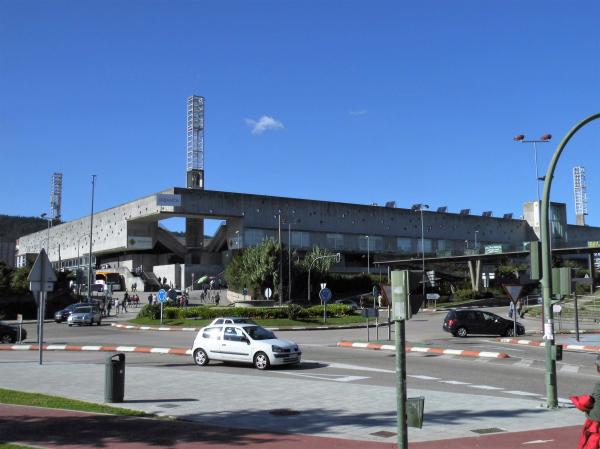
[[105, 353, 125, 403]]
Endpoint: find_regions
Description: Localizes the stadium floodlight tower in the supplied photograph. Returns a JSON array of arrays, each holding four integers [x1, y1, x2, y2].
[[573, 166, 588, 226], [50, 172, 63, 222], [185, 96, 205, 264]]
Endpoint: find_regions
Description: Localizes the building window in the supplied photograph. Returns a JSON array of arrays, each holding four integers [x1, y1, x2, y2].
[[396, 238, 413, 253], [359, 235, 383, 251], [291, 231, 310, 248], [417, 239, 433, 254], [326, 233, 344, 250]]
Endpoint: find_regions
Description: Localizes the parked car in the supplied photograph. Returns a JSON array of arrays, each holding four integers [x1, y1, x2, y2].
[[67, 305, 102, 326], [443, 309, 525, 337], [0, 321, 27, 343], [192, 323, 301, 370], [209, 317, 258, 326], [54, 303, 81, 323], [334, 299, 359, 310]]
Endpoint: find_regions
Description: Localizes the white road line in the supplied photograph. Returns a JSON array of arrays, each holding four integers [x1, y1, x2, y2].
[[559, 364, 579, 373], [468, 385, 503, 390], [502, 390, 540, 397], [438, 380, 471, 385], [522, 440, 555, 445], [513, 359, 534, 368], [408, 375, 440, 380], [276, 372, 369, 383], [304, 360, 395, 374]]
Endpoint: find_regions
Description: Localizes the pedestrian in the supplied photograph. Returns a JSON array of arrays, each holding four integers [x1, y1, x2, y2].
[[215, 292, 220, 306], [122, 296, 128, 313], [359, 295, 364, 309], [106, 299, 112, 316], [115, 297, 120, 315], [148, 293, 153, 306], [571, 355, 600, 448], [516, 299, 524, 318], [508, 301, 515, 318], [200, 291, 205, 303]]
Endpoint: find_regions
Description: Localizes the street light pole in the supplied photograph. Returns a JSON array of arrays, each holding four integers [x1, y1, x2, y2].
[[87, 175, 96, 301], [539, 114, 600, 409], [366, 235, 370, 275], [474, 230, 479, 250], [412, 204, 429, 299]]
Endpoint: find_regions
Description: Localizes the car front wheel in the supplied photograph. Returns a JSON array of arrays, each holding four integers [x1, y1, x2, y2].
[[253, 351, 270, 370], [0, 334, 14, 344], [505, 327, 515, 337], [456, 327, 468, 338], [193, 348, 209, 366]]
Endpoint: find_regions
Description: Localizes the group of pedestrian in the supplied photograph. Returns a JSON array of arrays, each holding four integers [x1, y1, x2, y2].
[[508, 299, 525, 319]]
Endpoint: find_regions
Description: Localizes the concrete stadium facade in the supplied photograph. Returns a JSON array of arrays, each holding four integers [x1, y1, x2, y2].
[[15, 187, 600, 291]]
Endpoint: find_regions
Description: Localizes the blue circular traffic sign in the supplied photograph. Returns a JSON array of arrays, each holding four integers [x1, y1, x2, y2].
[[157, 289, 167, 303], [319, 287, 332, 303]]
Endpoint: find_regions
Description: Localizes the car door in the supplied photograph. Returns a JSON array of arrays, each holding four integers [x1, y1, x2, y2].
[[479, 312, 502, 335], [222, 326, 252, 361], [201, 326, 224, 360]]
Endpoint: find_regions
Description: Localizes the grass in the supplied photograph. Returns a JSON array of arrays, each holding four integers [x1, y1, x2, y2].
[[129, 315, 367, 327], [0, 445, 39, 449], [0, 388, 151, 417]]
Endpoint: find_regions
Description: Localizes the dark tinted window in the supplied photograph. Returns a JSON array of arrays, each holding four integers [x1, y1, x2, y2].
[[465, 311, 477, 321], [213, 319, 224, 325], [446, 311, 456, 319], [224, 326, 246, 341]]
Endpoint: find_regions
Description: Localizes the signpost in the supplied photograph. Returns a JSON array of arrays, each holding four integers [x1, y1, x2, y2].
[[361, 308, 378, 341], [242, 287, 248, 300], [503, 284, 523, 338], [264, 287, 273, 300], [27, 249, 57, 365], [157, 289, 166, 324], [426, 293, 440, 309], [319, 287, 332, 323], [16, 314, 23, 344]]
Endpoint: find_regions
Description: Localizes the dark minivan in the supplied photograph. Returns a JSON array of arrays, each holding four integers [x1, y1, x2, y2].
[[443, 309, 525, 337]]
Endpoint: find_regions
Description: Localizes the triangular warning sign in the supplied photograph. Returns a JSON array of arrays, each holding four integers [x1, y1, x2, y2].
[[28, 249, 57, 283], [503, 284, 523, 302]]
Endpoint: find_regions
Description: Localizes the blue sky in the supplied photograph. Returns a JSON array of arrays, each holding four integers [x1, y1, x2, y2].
[[1, 1, 600, 234]]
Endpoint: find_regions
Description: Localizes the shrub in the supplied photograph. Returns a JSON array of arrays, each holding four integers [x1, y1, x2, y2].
[[454, 289, 484, 300], [286, 304, 306, 320]]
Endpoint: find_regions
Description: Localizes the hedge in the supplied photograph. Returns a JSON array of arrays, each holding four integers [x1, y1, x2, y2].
[[137, 303, 354, 321]]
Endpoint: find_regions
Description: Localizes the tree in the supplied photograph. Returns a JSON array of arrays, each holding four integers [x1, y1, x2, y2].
[[9, 266, 31, 296]]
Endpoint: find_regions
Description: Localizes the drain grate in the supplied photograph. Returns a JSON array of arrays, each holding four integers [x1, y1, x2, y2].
[[371, 430, 397, 438], [269, 409, 300, 416], [157, 403, 180, 409], [471, 427, 506, 434]]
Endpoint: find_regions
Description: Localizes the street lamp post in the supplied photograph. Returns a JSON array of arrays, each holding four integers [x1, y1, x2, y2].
[[87, 175, 96, 301], [412, 204, 429, 299], [366, 235, 370, 275], [307, 252, 340, 303], [474, 230, 479, 250], [40, 213, 51, 253], [539, 114, 600, 408]]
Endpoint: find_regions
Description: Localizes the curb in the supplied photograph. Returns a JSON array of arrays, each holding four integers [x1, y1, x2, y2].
[[111, 322, 383, 332], [498, 338, 600, 353], [0, 344, 192, 356], [336, 341, 510, 359]]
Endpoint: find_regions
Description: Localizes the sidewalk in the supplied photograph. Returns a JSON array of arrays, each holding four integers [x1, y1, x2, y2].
[[0, 359, 584, 445]]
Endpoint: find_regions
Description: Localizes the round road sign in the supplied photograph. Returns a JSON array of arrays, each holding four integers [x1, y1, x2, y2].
[[157, 289, 167, 303], [319, 287, 332, 303], [264, 287, 272, 299]]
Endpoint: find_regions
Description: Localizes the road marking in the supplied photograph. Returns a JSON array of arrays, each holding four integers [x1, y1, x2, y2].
[[304, 360, 395, 374], [522, 439, 555, 445], [503, 390, 540, 397], [438, 380, 471, 385], [408, 375, 440, 380], [559, 364, 579, 373], [513, 359, 534, 368], [469, 385, 503, 390], [276, 372, 369, 383]]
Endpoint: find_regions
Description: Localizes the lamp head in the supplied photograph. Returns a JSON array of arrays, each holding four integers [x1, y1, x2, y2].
[[514, 134, 525, 142], [540, 134, 552, 141]]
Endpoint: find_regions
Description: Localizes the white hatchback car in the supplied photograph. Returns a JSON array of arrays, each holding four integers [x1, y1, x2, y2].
[[191, 323, 301, 370]]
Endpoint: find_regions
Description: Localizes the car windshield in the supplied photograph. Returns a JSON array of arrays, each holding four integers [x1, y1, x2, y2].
[[74, 306, 92, 313], [244, 326, 275, 340]]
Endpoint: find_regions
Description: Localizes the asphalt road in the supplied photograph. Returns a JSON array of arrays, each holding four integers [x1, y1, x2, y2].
[[9, 307, 600, 403]]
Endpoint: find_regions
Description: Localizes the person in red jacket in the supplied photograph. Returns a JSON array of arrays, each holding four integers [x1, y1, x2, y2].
[[572, 356, 600, 449]]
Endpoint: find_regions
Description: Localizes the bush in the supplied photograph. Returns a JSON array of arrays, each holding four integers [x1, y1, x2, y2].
[[454, 289, 485, 300], [286, 304, 306, 320]]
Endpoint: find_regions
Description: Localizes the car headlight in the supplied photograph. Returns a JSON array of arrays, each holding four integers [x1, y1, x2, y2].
[[272, 345, 285, 353], [293, 346, 299, 352]]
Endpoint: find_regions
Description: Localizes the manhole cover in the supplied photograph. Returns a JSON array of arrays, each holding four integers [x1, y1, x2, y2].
[[371, 430, 396, 438], [269, 409, 300, 416], [157, 403, 180, 409], [471, 427, 506, 434]]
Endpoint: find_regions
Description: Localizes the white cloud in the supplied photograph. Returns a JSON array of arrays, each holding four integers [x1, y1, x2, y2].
[[244, 115, 284, 135], [349, 110, 368, 116]]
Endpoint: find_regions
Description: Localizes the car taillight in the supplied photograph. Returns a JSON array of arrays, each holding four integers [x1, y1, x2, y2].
[[447, 319, 456, 327]]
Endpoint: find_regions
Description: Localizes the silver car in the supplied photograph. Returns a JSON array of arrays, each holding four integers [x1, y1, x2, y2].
[[67, 305, 102, 326]]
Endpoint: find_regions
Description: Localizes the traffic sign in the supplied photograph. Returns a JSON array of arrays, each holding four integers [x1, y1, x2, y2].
[[320, 283, 327, 290], [503, 284, 523, 303], [264, 287, 273, 299], [426, 293, 440, 300], [28, 249, 57, 293], [319, 287, 332, 303], [157, 289, 167, 303], [372, 286, 379, 298]]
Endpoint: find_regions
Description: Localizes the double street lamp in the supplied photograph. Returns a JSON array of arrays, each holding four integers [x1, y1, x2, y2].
[[514, 133, 552, 202]]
